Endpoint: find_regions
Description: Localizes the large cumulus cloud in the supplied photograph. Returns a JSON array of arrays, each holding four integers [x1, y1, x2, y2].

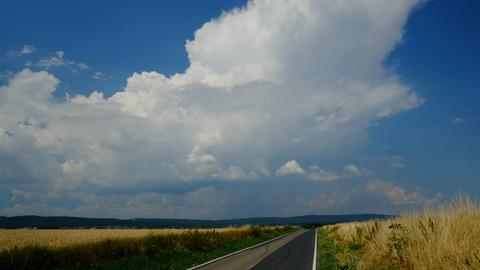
[[0, 0, 437, 218]]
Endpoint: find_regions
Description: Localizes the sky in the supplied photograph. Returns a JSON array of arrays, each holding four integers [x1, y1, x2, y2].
[[0, 0, 479, 219]]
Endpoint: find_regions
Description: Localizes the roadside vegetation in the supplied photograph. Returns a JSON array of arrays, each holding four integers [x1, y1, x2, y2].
[[317, 196, 480, 270], [0, 225, 294, 270]]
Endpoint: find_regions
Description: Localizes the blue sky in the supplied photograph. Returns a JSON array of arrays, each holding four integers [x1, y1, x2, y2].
[[0, 0, 479, 218], [371, 0, 480, 196], [1, 0, 247, 97]]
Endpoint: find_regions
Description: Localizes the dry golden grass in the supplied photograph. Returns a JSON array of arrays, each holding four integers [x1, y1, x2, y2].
[[325, 196, 480, 270], [0, 226, 254, 251]]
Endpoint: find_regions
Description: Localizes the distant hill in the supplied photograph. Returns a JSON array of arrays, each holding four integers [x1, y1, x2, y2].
[[0, 214, 392, 229]]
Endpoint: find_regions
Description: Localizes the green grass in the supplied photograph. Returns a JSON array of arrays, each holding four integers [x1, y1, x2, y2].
[[317, 228, 362, 270], [0, 226, 294, 270], [317, 228, 343, 270]]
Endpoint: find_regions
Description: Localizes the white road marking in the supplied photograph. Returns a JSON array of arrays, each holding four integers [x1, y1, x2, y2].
[[312, 228, 317, 270]]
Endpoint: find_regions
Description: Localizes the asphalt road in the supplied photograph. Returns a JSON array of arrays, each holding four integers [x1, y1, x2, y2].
[[251, 229, 316, 270], [191, 229, 316, 270]]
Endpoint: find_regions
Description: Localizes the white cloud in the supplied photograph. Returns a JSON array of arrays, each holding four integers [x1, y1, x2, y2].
[[0, 69, 59, 102], [343, 164, 361, 176], [20, 45, 36, 55], [284, 178, 442, 215], [453, 117, 464, 125], [366, 179, 443, 206], [307, 165, 339, 181], [70, 91, 106, 104], [223, 166, 254, 181], [182, 0, 418, 89], [385, 155, 405, 170], [186, 146, 222, 178], [5, 45, 37, 58], [91, 72, 107, 80], [0, 0, 429, 217], [62, 159, 86, 174], [77, 63, 89, 70], [29, 51, 90, 71], [276, 160, 306, 177]]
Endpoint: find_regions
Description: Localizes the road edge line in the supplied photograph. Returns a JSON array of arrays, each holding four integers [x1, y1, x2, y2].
[[186, 230, 294, 270], [312, 227, 317, 270]]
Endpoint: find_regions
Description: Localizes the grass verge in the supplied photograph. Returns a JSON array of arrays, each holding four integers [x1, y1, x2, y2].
[[0, 226, 294, 270], [316, 228, 361, 270]]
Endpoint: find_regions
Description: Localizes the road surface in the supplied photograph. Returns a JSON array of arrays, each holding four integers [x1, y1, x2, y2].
[[251, 229, 316, 270], [191, 229, 316, 270]]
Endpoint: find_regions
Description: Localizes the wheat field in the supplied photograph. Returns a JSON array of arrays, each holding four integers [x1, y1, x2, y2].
[[0, 225, 292, 269], [325, 196, 480, 270], [0, 226, 252, 251]]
